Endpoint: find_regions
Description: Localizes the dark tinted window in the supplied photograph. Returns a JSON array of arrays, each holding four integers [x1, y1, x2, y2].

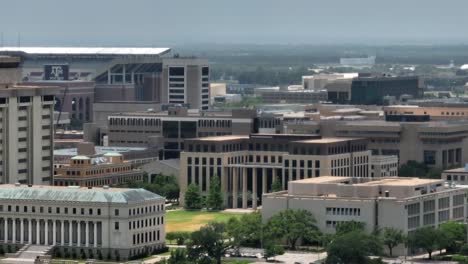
[[169, 67, 184, 76]]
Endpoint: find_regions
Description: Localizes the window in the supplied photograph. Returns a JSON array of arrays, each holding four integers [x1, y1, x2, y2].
[[115, 222, 120, 230], [97, 209, 101, 215], [73, 208, 77, 214], [115, 209, 119, 216]]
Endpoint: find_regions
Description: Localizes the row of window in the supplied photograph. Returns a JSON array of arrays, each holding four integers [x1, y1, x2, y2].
[[133, 230, 160, 245], [326, 207, 361, 216], [129, 216, 164, 230], [129, 204, 164, 216], [0, 205, 107, 216]]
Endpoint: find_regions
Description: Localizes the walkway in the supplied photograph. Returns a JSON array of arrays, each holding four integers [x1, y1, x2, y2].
[[0, 245, 52, 264]]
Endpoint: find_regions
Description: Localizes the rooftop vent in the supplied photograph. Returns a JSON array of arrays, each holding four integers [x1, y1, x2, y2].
[[103, 185, 110, 189], [28, 184, 32, 187], [14, 183, 20, 187]]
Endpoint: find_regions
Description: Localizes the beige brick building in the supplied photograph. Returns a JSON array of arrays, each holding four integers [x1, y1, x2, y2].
[[179, 134, 372, 209], [262, 176, 467, 255]]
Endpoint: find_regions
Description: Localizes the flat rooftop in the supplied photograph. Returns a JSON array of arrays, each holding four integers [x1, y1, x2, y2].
[[54, 146, 147, 156], [293, 137, 362, 144], [195, 135, 249, 141], [443, 168, 468, 173], [355, 177, 442, 187]]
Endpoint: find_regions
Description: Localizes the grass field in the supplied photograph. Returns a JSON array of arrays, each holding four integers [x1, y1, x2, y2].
[[166, 210, 244, 232]]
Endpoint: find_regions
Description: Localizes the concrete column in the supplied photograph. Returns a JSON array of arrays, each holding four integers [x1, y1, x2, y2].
[[262, 168, 267, 194], [36, 220, 40, 245], [122, 64, 126, 84], [85, 221, 89, 248], [52, 221, 56, 245], [242, 167, 248, 209], [69, 221, 73, 246], [252, 168, 258, 210], [12, 219, 16, 243], [20, 219, 24, 244], [94, 222, 98, 248], [45, 220, 48, 245], [221, 167, 228, 207], [272, 168, 277, 184], [28, 219, 32, 244], [107, 69, 111, 84], [232, 168, 238, 209], [77, 221, 81, 247], [4, 218, 8, 243], [61, 221, 65, 246]]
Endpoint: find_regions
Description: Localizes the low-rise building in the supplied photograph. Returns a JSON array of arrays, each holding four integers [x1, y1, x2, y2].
[[262, 176, 466, 255], [370, 155, 399, 178], [442, 166, 468, 185], [0, 184, 165, 260], [180, 134, 371, 209], [54, 152, 146, 187]]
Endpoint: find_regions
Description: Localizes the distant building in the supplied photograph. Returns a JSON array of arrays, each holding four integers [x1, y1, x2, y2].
[[339, 56, 376, 66], [258, 88, 328, 104], [53, 152, 146, 187], [0, 184, 165, 261], [370, 155, 399, 178], [0, 56, 60, 184], [350, 75, 423, 105], [263, 176, 466, 255], [442, 166, 468, 185]]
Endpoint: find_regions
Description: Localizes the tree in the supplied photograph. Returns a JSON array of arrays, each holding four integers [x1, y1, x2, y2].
[[184, 184, 203, 209], [264, 243, 285, 262], [168, 248, 189, 264], [270, 176, 282, 192], [439, 221, 466, 253], [166, 231, 190, 245], [411, 227, 440, 259], [187, 222, 232, 264], [226, 212, 263, 248], [335, 221, 365, 236], [326, 230, 383, 264], [382, 227, 405, 257], [265, 209, 320, 250], [206, 176, 224, 210]]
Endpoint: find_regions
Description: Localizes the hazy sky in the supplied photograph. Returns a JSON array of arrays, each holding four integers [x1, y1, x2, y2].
[[1, 0, 467, 46]]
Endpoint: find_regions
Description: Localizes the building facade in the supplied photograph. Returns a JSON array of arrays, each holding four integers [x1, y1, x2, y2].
[[370, 155, 399, 178], [53, 152, 146, 187], [0, 58, 59, 184], [107, 108, 257, 158], [262, 176, 467, 255], [0, 184, 165, 260], [179, 134, 371, 209]]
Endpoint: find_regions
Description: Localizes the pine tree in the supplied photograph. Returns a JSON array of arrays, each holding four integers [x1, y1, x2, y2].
[[184, 184, 203, 209], [206, 176, 224, 210], [271, 175, 282, 192]]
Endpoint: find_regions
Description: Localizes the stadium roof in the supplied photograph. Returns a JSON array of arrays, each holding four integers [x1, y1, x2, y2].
[[0, 47, 171, 57]]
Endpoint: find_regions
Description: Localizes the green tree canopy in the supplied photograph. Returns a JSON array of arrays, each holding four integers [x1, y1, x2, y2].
[[410, 227, 441, 259], [438, 221, 466, 253], [187, 222, 232, 264], [206, 176, 224, 210], [326, 230, 383, 264], [270, 176, 282, 192], [226, 212, 263, 248], [184, 184, 203, 209], [335, 221, 366, 236], [382, 227, 406, 257], [265, 209, 320, 249]]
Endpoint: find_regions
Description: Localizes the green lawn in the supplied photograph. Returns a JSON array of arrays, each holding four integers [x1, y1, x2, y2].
[[166, 210, 244, 232]]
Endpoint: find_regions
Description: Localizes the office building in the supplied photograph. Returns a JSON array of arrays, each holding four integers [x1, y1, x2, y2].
[[331, 120, 468, 168], [0, 57, 60, 184], [350, 75, 423, 105], [107, 107, 257, 158], [0, 184, 165, 260], [53, 152, 146, 187], [179, 134, 371, 209], [262, 176, 466, 255], [370, 155, 399, 178], [259, 89, 328, 104], [442, 166, 468, 185]]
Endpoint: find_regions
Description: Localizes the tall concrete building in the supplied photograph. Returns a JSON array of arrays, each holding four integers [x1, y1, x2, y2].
[[161, 58, 210, 110], [0, 57, 59, 184]]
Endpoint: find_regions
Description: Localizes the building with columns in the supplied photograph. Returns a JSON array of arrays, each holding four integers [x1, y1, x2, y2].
[[0, 184, 165, 260], [179, 134, 371, 209], [262, 176, 467, 256]]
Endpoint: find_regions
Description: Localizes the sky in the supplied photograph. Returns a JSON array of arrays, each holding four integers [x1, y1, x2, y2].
[[0, 0, 467, 47]]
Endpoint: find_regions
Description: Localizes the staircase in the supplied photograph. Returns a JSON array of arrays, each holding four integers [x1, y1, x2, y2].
[[1, 244, 53, 264]]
